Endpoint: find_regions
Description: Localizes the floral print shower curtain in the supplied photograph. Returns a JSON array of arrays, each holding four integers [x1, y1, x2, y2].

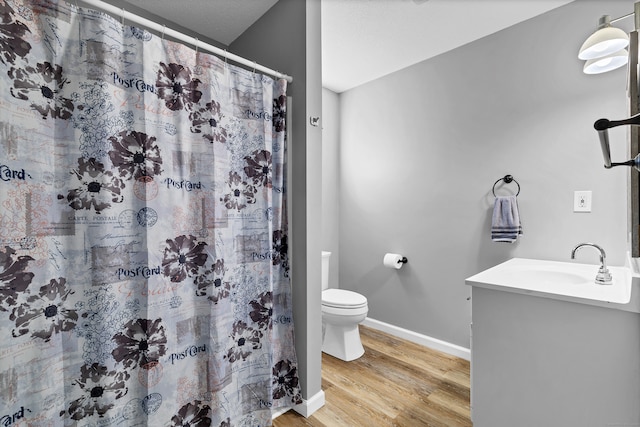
[[0, 0, 302, 425]]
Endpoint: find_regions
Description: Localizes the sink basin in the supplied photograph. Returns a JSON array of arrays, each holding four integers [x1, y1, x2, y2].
[[466, 258, 633, 306], [501, 266, 590, 286]]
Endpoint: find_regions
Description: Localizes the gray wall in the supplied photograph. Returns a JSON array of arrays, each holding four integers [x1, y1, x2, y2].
[[231, 0, 323, 402], [322, 88, 340, 287], [330, 0, 635, 349]]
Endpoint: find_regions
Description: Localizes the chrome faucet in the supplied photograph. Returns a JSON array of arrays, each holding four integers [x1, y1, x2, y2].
[[570, 243, 613, 285]]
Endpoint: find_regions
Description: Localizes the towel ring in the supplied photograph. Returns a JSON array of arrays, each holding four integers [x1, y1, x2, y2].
[[492, 174, 520, 197]]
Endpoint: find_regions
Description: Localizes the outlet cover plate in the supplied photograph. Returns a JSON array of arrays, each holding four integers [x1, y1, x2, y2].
[[574, 190, 592, 212]]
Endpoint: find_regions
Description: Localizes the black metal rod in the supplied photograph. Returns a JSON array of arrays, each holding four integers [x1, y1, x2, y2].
[[609, 160, 636, 168], [594, 113, 640, 131], [594, 114, 640, 169]]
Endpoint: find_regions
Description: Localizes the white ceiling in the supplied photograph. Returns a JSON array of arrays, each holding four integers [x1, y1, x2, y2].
[[321, 0, 575, 93], [112, 0, 575, 93]]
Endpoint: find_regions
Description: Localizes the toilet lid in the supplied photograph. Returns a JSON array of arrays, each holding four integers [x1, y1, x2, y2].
[[322, 289, 367, 309]]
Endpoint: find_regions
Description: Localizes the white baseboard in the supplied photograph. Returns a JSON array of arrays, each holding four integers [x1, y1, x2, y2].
[[362, 317, 470, 361], [292, 389, 325, 418]]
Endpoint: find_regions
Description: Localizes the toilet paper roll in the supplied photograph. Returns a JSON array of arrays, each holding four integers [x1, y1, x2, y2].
[[383, 253, 405, 270]]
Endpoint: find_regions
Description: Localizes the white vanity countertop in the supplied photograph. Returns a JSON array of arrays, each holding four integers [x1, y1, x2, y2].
[[466, 257, 640, 313]]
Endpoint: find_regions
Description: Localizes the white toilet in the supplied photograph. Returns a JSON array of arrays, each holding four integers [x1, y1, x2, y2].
[[321, 251, 368, 361]]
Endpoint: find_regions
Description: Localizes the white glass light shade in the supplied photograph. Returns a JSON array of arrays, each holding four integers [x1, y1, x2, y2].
[[578, 26, 629, 60], [583, 49, 628, 74]]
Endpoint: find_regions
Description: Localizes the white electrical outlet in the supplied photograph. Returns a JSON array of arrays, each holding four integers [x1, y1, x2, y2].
[[574, 191, 592, 212]]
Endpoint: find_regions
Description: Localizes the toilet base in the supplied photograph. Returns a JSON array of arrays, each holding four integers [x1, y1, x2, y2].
[[322, 322, 365, 361]]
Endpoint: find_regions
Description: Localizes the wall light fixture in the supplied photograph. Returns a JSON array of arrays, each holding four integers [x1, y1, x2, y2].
[[583, 49, 629, 74], [579, 15, 629, 61], [578, 4, 640, 74]]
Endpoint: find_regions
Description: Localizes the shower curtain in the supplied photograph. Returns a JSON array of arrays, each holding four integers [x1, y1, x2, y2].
[[0, 0, 301, 425]]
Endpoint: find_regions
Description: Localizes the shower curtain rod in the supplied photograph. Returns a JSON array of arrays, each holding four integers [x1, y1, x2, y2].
[[77, 0, 293, 83]]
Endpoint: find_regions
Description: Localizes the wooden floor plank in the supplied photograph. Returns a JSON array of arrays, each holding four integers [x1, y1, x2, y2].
[[317, 381, 395, 426], [321, 357, 404, 419], [359, 328, 461, 380], [443, 361, 471, 390], [272, 325, 471, 427], [427, 388, 471, 420]]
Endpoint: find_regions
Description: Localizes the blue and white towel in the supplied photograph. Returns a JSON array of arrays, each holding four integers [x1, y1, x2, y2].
[[491, 195, 523, 243]]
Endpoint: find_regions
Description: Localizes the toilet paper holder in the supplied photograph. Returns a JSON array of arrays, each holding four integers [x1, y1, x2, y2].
[[383, 253, 408, 269]]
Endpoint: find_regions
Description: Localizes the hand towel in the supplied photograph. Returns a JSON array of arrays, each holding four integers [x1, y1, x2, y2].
[[491, 195, 523, 243]]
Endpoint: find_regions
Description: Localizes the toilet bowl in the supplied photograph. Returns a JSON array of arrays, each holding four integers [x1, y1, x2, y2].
[[321, 251, 368, 361]]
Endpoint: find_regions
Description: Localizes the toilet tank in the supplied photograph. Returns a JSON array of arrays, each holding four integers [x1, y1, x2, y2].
[[321, 251, 331, 291]]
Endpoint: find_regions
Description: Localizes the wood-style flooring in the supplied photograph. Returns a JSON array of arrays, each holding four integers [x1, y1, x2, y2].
[[273, 325, 471, 427]]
